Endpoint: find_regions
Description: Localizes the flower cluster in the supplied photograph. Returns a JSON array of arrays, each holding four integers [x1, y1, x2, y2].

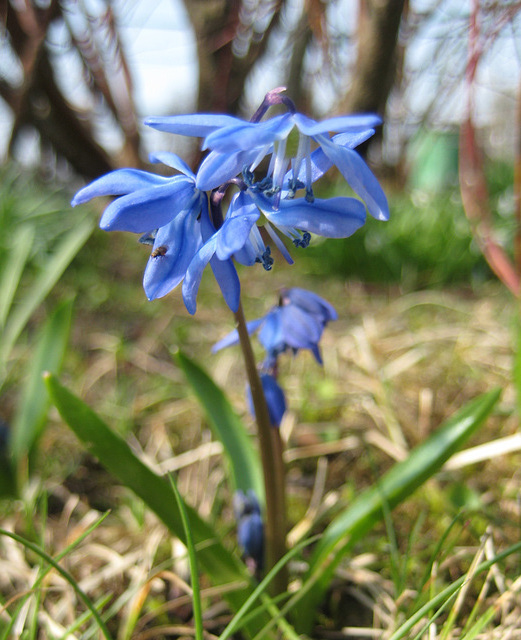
[[214, 287, 337, 427], [72, 88, 388, 314]]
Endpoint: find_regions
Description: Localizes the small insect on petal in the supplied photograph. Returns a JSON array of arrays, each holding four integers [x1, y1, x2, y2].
[[151, 245, 168, 258]]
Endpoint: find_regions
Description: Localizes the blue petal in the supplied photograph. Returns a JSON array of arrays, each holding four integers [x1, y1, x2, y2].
[[143, 209, 202, 300], [212, 317, 265, 352], [262, 196, 367, 238], [203, 114, 294, 152], [209, 254, 241, 314], [226, 193, 264, 266], [258, 309, 285, 354], [196, 149, 259, 191], [182, 238, 217, 315], [261, 374, 287, 427], [247, 374, 286, 427], [318, 137, 390, 221], [293, 112, 382, 136], [280, 130, 376, 195], [149, 151, 195, 178], [237, 512, 264, 566], [229, 190, 259, 220], [215, 212, 259, 261], [183, 200, 242, 314], [281, 305, 323, 350], [310, 344, 324, 365], [99, 178, 200, 233], [144, 113, 243, 137], [71, 169, 171, 206], [286, 288, 337, 322]]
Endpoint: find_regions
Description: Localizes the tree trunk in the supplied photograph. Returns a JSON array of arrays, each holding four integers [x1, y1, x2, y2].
[[343, 0, 407, 116], [182, 0, 284, 115]]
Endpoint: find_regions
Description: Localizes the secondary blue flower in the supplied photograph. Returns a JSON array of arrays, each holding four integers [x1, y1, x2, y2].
[[246, 373, 287, 428], [213, 287, 337, 365], [72, 152, 240, 313], [234, 490, 264, 570]]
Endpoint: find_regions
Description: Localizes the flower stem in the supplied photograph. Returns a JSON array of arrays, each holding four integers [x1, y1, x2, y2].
[[234, 301, 288, 594]]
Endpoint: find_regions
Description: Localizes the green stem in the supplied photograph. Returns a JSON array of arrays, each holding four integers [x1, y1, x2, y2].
[[234, 301, 288, 594]]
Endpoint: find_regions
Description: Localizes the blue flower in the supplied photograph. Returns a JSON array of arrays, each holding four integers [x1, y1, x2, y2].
[[143, 89, 389, 224], [246, 189, 367, 255], [246, 373, 287, 428], [72, 152, 240, 313], [181, 194, 251, 314], [213, 287, 337, 365], [234, 490, 264, 570], [205, 111, 388, 221]]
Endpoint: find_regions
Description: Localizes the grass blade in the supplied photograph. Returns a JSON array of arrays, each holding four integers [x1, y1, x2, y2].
[[45, 373, 275, 638], [0, 225, 34, 330], [0, 217, 93, 374], [219, 535, 319, 640], [0, 511, 110, 639], [169, 475, 204, 640], [11, 299, 74, 464], [0, 528, 113, 640], [293, 388, 501, 633], [176, 350, 263, 501], [388, 540, 521, 640]]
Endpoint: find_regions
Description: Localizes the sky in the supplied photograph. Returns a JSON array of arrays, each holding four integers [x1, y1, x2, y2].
[[0, 0, 519, 163]]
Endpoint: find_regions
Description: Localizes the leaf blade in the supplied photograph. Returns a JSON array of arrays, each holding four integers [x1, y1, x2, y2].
[[44, 373, 273, 637], [11, 299, 74, 463], [293, 388, 501, 632], [0, 218, 93, 374], [176, 350, 263, 501]]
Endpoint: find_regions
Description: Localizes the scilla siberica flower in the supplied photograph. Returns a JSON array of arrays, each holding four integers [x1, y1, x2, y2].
[[213, 287, 337, 366], [73, 88, 388, 314], [146, 88, 388, 277], [72, 152, 241, 313]]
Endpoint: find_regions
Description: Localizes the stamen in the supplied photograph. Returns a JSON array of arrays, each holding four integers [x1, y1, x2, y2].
[[261, 246, 274, 271], [292, 231, 311, 248], [286, 178, 304, 199], [250, 144, 272, 172], [265, 222, 294, 265], [292, 134, 308, 185], [272, 138, 288, 195], [243, 167, 255, 187]]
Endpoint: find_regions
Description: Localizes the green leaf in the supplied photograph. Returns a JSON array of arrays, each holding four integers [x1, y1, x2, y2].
[[0, 217, 93, 377], [45, 374, 272, 638], [293, 388, 501, 633], [11, 299, 74, 463], [0, 224, 34, 330], [169, 476, 204, 640], [176, 350, 263, 501]]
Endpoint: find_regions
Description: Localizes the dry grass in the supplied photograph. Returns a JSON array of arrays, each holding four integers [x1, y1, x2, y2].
[[1, 254, 521, 637]]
